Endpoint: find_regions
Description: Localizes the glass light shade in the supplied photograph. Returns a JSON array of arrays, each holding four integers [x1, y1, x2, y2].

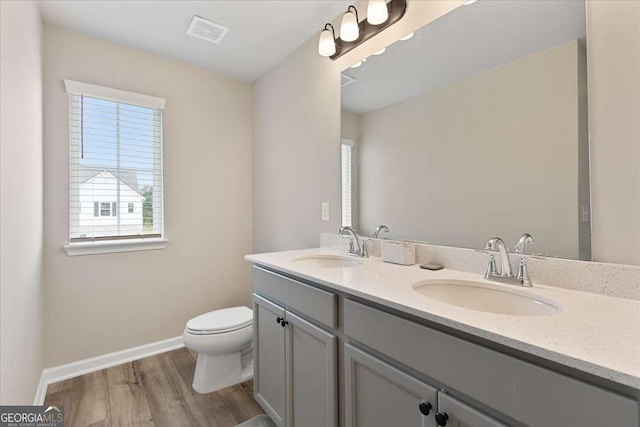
[[318, 28, 336, 57], [367, 0, 388, 25], [350, 61, 362, 69], [340, 11, 360, 42], [400, 32, 414, 41], [373, 47, 386, 55]]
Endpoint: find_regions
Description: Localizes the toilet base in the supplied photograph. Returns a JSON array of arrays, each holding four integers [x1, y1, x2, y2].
[[192, 349, 253, 394]]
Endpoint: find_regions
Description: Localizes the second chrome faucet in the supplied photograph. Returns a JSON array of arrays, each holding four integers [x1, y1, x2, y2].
[[372, 225, 389, 239], [480, 234, 542, 287]]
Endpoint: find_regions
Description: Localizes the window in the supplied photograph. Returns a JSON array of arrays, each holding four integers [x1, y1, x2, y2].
[[100, 202, 111, 217], [341, 139, 354, 227], [66, 80, 165, 244]]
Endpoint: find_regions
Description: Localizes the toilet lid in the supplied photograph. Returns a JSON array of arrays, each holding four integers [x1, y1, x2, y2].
[[186, 306, 253, 335]]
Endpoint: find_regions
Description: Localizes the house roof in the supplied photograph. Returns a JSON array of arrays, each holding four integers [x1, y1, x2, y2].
[[79, 168, 141, 194]]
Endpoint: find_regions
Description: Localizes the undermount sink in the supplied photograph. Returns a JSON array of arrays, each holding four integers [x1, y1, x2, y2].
[[292, 254, 363, 268], [412, 280, 561, 316]]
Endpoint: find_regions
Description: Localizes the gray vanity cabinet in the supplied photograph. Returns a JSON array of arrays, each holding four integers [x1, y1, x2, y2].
[[435, 392, 507, 427], [253, 289, 338, 427], [344, 343, 438, 427], [252, 265, 638, 427], [254, 295, 287, 427], [286, 311, 337, 427]]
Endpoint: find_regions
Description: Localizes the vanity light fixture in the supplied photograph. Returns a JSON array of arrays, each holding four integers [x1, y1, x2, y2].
[[367, 0, 389, 25], [318, 0, 407, 60], [318, 24, 337, 57], [341, 6, 360, 42]]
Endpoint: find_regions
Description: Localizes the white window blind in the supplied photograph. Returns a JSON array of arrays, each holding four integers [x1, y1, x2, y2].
[[341, 140, 354, 227], [65, 80, 165, 243]]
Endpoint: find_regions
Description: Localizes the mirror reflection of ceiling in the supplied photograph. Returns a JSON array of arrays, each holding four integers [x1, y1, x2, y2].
[[341, 0, 586, 114]]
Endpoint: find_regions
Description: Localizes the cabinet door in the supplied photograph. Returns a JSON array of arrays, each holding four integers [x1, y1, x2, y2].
[[435, 392, 507, 427], [344, 343, 438, 427], [285, 311, 337, 427], [254, 294, 287, 427]]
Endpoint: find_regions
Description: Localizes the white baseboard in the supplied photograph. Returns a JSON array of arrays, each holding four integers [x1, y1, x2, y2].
[[33, 373, 47, 406], [34, 335, 184, 405]]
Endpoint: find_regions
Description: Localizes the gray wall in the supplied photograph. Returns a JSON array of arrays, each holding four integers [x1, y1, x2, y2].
[[0, 0, 45, 404], [587, 0, 640, 265], [355, 40, 586, 259], [252, 40, 342, 253], [42, 25, 253, 367]]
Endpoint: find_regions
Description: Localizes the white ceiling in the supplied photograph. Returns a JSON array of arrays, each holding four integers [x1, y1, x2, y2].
[[342, 0, 586, 113], [37, 0, 351, 82]]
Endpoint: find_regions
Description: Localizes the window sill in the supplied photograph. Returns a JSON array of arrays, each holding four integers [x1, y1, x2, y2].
[[64, 238, 168, 256]]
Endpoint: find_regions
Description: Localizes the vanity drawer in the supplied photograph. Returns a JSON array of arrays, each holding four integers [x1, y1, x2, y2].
[[343, 299, 638, 427], [253, 266, 337, 329]]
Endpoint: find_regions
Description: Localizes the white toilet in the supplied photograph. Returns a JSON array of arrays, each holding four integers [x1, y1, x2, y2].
[[183, 306, 254, 394]]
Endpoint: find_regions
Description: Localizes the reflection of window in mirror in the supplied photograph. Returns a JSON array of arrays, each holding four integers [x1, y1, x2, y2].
[[341, 139, 354, 227]]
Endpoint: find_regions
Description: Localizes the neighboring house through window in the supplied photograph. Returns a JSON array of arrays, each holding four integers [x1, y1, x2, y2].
[[65, 80, 165, 242]]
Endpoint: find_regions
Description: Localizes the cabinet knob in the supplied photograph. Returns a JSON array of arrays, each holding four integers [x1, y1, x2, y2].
[[418, 401, 432, 416], [280, 320, 289, 327], [276, 317, 283, 325], [435, 412, 449, 426]]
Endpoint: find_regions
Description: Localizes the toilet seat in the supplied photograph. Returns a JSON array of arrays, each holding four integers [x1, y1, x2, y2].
[[186, 306, 253, 335]]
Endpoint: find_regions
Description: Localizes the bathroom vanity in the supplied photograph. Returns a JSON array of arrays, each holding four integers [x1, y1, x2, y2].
[[246, 249, 639, 427]]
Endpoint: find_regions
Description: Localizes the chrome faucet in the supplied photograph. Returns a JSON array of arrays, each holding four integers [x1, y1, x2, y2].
[[339, 227, 368, 258], [480, 235, 542, 287], [485, 237, 513, 278], [372, 225, 389, 239]]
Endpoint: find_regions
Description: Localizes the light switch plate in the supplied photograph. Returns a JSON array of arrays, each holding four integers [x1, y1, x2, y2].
[[321, 203, 330, 221]]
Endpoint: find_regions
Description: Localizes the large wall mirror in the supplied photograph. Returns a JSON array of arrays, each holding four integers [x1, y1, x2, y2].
[[340, 0, 591, 260]]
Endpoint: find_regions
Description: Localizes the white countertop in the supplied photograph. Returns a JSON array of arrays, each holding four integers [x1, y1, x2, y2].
[[245, 248, 640, 390]]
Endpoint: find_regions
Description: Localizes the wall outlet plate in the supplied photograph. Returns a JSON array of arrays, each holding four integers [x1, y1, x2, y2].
[[322, 203, 330, 221]]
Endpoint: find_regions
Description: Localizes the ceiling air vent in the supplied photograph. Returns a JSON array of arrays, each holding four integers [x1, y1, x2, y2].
[[342, 74, 357, 88], [186, 16, 229, 45]]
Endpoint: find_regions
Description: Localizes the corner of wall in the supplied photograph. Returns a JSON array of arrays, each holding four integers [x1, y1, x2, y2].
[[0, 0, 45, 405], [586, 0, 640, 265]]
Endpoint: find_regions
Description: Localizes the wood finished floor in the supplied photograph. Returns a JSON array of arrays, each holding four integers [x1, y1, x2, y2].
[[44, 348, 264, 427]]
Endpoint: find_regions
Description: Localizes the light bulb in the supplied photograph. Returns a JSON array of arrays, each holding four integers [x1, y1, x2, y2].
[[318, 27, 336, 57], [350, 61, 362, 69], [340, 9, 360, 42], [373, 48, 386, 55], [400, 32, 414, 41], [367, 0, 388, 25]]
